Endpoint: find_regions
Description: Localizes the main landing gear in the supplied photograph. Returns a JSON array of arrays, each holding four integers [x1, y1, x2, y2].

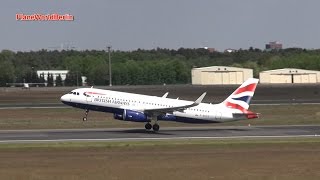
[[145, 123, 152, 130], [83, 109, 89, 121], [152, 123, 160, 131], [145, 122, 160, 131]]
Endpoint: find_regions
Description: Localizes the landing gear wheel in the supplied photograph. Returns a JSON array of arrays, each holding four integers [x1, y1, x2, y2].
[[83, 109, 89, 121], [145, 123, 152, 130], [152, 124, 160, 131]]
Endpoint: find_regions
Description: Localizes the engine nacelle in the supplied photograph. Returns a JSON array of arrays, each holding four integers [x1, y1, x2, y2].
[[114, 109, 149, 122], [113, 113, 123, 120], [157, 114, 176, 121]]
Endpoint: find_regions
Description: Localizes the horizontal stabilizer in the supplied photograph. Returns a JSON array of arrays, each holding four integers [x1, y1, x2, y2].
[[233, 112, 260, 119]]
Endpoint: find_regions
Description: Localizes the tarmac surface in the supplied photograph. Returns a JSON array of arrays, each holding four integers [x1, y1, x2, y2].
[[0, 98, 319, 110], [1, 84, 320, 143], [0, 125, 319, 143], [53, 83, 320, 102], [1, 84, 320, 106]]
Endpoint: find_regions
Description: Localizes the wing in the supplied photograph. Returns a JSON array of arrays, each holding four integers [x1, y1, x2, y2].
[[144, 92, 207, 115]]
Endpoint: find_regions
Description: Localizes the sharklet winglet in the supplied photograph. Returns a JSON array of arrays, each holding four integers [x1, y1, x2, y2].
[[195, 92, 207, 104], [162, 92, 169, 98]]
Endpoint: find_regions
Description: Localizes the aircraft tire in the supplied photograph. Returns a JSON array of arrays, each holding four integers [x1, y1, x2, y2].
[[152, 124, 160, 131], [145, 123, 152, 130]]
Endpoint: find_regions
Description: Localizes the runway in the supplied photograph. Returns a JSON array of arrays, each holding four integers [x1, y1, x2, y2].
[[0, 125, 319, 143], [1, 98, 320, 110]]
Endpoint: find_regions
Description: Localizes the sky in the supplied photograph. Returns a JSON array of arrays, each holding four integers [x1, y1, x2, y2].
[[1, 0, 320, 51]]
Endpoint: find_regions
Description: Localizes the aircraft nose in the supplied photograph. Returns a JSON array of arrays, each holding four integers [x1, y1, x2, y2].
[[60, 94, 68, 102]]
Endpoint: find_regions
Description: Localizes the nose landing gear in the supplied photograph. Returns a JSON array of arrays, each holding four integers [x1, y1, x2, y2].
[[83, 109, 89, 121]]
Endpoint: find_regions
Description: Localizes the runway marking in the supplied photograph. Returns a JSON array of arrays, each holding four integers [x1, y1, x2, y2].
[[0, 125, 318, 133], [0, 135, 319, 143]]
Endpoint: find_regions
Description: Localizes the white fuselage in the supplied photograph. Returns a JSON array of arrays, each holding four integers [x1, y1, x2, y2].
[[61, 88, 246, 123]]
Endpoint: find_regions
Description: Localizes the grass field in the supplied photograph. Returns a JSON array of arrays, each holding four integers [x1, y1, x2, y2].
[[1, 86, 320, 179], [0, 104, 319, 129], [0, 138, 320, 180]]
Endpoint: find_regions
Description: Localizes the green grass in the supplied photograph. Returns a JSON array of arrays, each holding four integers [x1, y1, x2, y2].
[[1, 137, 320, 180], [0, 104, 320, 129]]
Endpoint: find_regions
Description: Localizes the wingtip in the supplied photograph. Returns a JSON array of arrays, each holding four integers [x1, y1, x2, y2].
[[162, 92, 169, 98], [195, 92, 207, 104]]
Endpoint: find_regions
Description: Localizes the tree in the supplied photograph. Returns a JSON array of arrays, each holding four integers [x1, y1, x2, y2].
[[64, 71, 82, 86], [30, 70, 39, 83], [38, 73, 46, 87], [55, 74, 63, 87], [47, 73, 54, 87], [75, 71, 83, 86], [86, 56, 108, 85], [64, 73, 73, 86], [0, 61, 15, 86], [3, 47, 320, 86]]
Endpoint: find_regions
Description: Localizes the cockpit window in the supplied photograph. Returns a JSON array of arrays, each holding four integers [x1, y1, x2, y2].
[[68, 91, 80, 95]]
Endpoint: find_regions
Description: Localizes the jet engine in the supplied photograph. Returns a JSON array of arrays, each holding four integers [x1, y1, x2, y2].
[[114, 109, 149, 122], [157, 114, 176, 121]]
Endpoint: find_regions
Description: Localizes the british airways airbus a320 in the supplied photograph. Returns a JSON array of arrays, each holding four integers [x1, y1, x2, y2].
[[61, 78, 259, 131]]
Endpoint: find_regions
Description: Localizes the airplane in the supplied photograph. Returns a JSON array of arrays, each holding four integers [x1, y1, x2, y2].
[[6, 83, 46, 89], [60, 78, 260, 131]]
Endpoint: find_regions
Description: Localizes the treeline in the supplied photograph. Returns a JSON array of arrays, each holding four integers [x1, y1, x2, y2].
[[1, 47, 320, 86]]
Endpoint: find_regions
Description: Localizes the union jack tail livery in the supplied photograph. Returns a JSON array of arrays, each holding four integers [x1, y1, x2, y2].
[[222, 78, 259, 117]]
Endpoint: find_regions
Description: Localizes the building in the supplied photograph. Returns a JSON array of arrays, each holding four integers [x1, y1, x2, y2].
[[192, 66, 253, 85], [224, 48, 237, 53], [203, 47, 216, 53], [265, 41, 282, 50], [260, 68, 320, 83], [37, 70, 69, 82], [37, 70, 87, 86]]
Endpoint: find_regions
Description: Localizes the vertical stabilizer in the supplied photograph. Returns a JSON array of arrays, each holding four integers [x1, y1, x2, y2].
[[222, 78, 259, 113]]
